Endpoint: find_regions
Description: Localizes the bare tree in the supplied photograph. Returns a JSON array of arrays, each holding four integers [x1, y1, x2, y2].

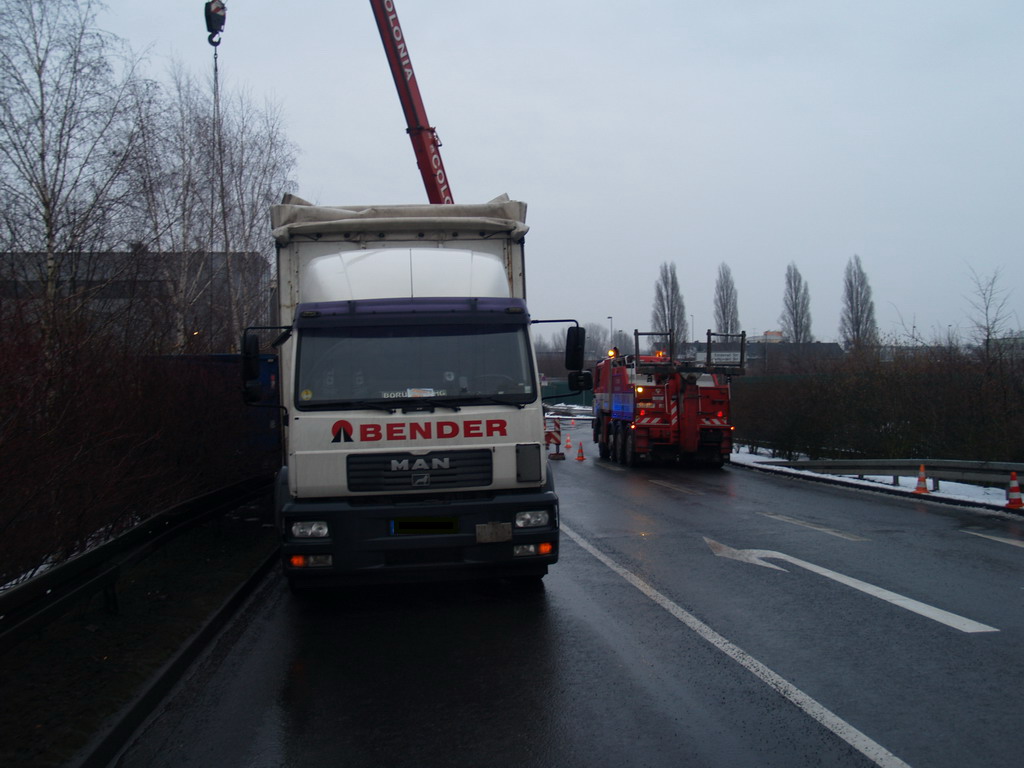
[[839, 254, 878, 350], [650, 262, 687, 350], [0, 0, 145, 333], [124, 67, 296, 352], [0, 2, 299, 583], [124, 66, 218, 351], [219, 89, 297, 342], [780, 262, 813, 344], [965, 267, 1013, 369], [583, 321, 610, 362], [714, 262, 740, 334]]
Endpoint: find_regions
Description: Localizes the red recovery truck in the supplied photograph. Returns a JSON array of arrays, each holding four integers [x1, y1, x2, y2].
[[592, 330, 746, 467]]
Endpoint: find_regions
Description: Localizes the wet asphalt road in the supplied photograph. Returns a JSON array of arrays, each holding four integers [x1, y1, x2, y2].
[[115, 436, 1024, 767]]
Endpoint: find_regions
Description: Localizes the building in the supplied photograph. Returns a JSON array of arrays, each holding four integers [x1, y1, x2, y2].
[[0, 248, 271, 352]]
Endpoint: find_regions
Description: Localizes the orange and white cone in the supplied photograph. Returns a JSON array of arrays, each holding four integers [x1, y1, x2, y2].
[[576, 443, 586, 462], [1006, 472, 1023, 509], [913, 464, 929, 494], [565, 435, 572, 451]]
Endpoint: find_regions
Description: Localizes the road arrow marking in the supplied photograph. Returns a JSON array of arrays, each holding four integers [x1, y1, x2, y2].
[[705, 537, 789, 570], [705, 538, 999, 634], [563, 523, 913, 768]]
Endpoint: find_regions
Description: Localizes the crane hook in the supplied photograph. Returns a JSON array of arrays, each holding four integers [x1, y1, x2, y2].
[[204, 1, 226, 47]]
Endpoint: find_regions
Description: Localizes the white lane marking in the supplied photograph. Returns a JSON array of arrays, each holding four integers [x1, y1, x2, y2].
[[962, 530, 1024, 549], [649, 479, 704, 495], [705, 538, 998, 634], [757, 511, 869, 541], [561, 523, 914, 768]]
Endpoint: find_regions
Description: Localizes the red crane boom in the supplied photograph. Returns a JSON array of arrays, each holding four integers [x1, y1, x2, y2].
[[369, 0, 454, 204]]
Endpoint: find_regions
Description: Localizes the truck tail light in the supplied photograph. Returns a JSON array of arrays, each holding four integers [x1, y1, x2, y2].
[[513, 542, 555, 557]]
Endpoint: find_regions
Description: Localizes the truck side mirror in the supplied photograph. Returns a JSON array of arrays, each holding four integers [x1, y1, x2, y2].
[[242, 331, 263, 404], [568, 370, 593, 392], [565, 326, 586, 371]]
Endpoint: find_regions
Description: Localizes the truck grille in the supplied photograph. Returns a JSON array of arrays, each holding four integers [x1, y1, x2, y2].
[[347, 449, 493, 492]]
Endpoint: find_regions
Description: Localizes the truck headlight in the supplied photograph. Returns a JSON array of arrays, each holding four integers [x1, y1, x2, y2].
[[514, 510, 549, 528], [291, 520, 330, 538]]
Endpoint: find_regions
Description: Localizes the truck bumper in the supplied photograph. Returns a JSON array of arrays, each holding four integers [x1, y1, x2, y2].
[[278, 482, 559, 586]]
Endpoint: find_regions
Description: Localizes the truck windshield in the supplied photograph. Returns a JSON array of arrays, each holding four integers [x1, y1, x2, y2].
[[295, 323, 536, 409]]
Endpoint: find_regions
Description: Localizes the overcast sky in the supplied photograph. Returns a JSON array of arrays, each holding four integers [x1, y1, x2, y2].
[[101, 1, 1023, 345]]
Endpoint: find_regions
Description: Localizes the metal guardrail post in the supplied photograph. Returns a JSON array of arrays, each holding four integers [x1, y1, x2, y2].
[[759, 458, 1024, 488]]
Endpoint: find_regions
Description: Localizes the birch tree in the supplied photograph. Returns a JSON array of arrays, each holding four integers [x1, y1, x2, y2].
[[0, 0, 144, 335], [125, 69, 297, 351]]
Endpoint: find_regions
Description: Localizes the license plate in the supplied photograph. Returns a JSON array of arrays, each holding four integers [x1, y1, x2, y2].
[[476, 522, 512, 543], [391, 517, 458, 535]]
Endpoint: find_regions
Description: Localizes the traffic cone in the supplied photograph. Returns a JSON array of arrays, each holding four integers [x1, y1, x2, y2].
[[913, 464, 929, 494], [565, 435, 572, 450], [571, 418, 576, 427], [576, 443, 586, 462], [1006, 472, 1023, 510]]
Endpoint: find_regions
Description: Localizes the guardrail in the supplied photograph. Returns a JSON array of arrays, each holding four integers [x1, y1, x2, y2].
[[0, 475, 274, 655], [758, 458, 1024, 490]]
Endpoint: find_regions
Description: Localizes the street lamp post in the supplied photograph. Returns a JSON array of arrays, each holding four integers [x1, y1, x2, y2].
[[607, 316, 613, 352]]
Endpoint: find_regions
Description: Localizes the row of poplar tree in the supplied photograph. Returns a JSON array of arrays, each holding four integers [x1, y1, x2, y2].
[[648, 257, 879, 352]]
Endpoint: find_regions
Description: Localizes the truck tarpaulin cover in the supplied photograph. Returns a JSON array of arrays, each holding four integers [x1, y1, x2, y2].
[[271, 194, 528, 246]]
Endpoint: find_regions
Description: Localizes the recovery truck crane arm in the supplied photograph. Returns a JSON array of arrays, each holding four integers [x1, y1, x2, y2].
[[369, 0, 454, 204]]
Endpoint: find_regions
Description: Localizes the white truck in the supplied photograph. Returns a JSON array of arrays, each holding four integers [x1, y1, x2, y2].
[[244, 194, 589, 588]]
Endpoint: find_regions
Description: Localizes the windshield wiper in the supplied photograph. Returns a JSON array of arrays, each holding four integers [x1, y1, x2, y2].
[[398, 398, 462, 413], [463, 395, 526, 409], [334, 400, 399, 413]]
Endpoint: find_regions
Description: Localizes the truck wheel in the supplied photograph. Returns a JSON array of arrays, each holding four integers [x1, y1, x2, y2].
[[598, 418, 610, 459], [624, 429, 636, 467], [615, 426, 627, 464]]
